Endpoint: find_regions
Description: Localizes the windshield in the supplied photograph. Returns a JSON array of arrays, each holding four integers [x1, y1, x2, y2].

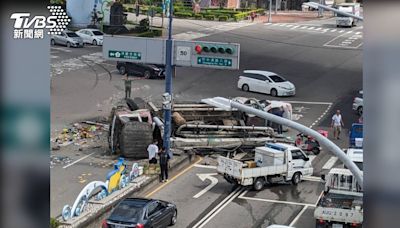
[[93, 31, 103, 36], [66, 32, 79, 37], [110, 202, 143, 221], [269, 75, 286, 83]]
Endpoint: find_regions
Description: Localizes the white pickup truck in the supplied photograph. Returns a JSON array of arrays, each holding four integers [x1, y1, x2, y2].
[[314, 168, 363, 228], [217, 143, 313, 191]]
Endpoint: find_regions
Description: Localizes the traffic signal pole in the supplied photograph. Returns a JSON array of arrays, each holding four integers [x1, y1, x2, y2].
[[163, 0, 174, 157]]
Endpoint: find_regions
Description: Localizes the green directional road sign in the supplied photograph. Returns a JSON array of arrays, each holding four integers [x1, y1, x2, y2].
[[109, 50, 142, 60], [197, 57, 232, 67]]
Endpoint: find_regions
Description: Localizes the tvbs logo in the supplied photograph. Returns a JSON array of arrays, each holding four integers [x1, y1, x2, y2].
[[10, 5, 70, 39]]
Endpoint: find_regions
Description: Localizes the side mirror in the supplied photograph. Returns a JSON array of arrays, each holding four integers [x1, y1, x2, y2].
[[304, 157, 310, 161]]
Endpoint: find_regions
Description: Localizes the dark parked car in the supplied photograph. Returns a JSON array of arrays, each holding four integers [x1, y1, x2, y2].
[[117, 62, 165, 79], [102, 198, 177, 228]]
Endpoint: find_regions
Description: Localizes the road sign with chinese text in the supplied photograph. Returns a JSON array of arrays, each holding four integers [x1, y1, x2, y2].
[[108, 50, 142, 60]]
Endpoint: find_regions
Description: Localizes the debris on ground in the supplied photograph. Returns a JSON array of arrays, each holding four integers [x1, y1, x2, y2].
[[52, 122, 109, 148], [50, 155, 72, 168]]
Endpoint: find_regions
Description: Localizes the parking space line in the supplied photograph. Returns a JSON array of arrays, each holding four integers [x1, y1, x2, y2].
[[315, 191, 324, 207], [145, 157, 203, 197], [289, 205, 309, 227], [63, 152, 95, 169], [322, 156, 338, 170], [302, 176, 323, 182]]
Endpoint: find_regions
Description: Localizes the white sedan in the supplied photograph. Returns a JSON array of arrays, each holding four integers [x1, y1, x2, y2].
[[237, 70, 296, 97], [76, 28, 104, 45]]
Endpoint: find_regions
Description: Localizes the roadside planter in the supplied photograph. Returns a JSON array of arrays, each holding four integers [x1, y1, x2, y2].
[[61, 158, 143, 221]]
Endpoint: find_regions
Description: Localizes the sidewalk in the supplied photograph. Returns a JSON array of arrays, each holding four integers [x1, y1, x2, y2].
[[257, 10, 334, 23]]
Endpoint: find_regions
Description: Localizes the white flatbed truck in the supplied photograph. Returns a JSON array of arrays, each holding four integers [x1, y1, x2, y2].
[[336, 3, 361, 27], [217, 143, 313, 191], [314, 168, 363, 228]]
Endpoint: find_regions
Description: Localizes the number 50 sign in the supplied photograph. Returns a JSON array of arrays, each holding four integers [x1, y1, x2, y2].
[[176, 46, 191, 61]]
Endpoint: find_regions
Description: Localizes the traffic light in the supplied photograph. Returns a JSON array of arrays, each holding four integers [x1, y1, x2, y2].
[[194, 43, 234, 55]]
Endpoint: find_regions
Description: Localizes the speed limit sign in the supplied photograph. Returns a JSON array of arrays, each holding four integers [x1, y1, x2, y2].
[[176, 46, 191, 61]]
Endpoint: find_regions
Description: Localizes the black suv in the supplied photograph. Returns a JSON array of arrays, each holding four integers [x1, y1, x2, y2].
[[117, 62, 165, 79], [102, 198, 177, 228]]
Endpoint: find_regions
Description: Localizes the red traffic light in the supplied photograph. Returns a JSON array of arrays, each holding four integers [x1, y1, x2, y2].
[[195, 45, 202, 54]]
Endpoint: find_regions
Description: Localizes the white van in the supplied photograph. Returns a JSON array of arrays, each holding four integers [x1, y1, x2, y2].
[[237, 70, 296, 97]]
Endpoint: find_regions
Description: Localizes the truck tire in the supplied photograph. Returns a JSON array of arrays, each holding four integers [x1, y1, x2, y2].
[[132, 97, 148, 109], [126, 98, 139, 111], [253, 178, 265, 191], [120, 121, 153, 159], [292, 172, 301, 185]]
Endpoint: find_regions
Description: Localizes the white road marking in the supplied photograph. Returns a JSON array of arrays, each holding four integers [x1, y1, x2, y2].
[[279, 24, 287, 27], [315, 191, 324, 207], [302, 176, 323, 182], [265, 23, 272, 25], [291, 25, 300, 29], [239, 195, 316, 207], [346, 31, 353, 34], [300, 26, 308, 29], [193, 187, 244, 228], [194, 164, 217, 169], [289, 205, 309, 227], [285, 101, 333, 105], [355, 31, 362, 35], [193, 173, 219, 199], [330, 29, 337, 32], [63, 152, 95, 169], [286, 24, 294, 27], [339, 30, 345, 33], [315, 27, 322, 31], [322, 156, 338, 170], [308, 27, 315, 30], [51, 47, 72, 52]]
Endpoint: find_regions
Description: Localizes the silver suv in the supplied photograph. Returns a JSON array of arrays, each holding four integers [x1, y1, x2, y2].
[[50, 31, 84, 48]]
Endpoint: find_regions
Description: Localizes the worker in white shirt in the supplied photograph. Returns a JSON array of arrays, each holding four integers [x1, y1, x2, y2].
[[147, 139, 159, 165], [331, 109, 344, 140]]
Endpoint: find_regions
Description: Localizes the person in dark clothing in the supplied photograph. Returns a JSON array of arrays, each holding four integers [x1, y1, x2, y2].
[[274, 106, 285, 135], [158, 147, 170, 182], [124, 75, 132, 99]]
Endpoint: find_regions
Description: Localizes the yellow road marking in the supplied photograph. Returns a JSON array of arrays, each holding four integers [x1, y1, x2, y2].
[[145, 156, 203, 198]]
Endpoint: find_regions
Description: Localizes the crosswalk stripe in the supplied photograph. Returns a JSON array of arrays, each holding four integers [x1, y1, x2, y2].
[[339, 30, 345, 33], [279, 23, 287, 27], [322, 156, 338, 170], [286, 24, 294, 27], [315, 27, 322, 31], [291, 25, 300, 29], [300, 26, 308, 29], [330, 29, 337, 32], [308, 27, 315, 30], [355, 31, 362, 35], [346, 31, 353, 34]]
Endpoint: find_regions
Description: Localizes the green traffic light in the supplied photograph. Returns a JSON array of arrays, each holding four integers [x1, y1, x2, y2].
[[203, 46, 210, 52], [218, 47, 225, 53], [210, 47, 217, 53]]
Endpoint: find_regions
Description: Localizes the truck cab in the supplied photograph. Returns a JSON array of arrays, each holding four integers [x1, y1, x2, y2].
[[349, 123, 363, 148]]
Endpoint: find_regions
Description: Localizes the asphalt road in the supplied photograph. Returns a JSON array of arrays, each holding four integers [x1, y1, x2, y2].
[[50, 17, 362, 225]]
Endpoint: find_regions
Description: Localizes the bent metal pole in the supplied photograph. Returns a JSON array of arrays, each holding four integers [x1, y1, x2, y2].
[[229, 100, 363, 186]]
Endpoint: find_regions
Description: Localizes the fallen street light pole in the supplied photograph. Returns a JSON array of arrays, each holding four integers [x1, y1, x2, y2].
[[201, 97, 363, 186]]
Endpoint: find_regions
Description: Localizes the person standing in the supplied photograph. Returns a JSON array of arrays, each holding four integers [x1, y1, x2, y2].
[[147, 139, 158, 165], [276, 106, 285, 135], [124, 75, 132, 99], [331, 110, 344, 139], [158, 147, 170, 182], [250, 11, 256, 22]]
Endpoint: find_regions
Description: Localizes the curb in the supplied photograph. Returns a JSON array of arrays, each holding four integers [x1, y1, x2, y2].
[[58, 153, 191, 228]]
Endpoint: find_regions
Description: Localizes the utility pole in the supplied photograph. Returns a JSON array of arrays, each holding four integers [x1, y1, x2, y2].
[[163, 0, 174, 158], [275, 0, 278, 14], [161, 0, 165, 28], [268, 0, 272, 22]]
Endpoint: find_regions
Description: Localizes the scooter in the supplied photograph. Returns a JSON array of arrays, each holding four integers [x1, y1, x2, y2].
[[295, 133, 321, 155]]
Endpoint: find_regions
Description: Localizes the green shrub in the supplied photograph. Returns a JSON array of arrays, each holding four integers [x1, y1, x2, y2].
[[50, 218, 60, 228], [218, 15, 229, 21], [204, 14, 216, 20], [174, 12, 193, 18], [127, 7, 134, 13], [194, 14, 203, 20], [138, 29, 163, 37], [233, 12, 247, 21]]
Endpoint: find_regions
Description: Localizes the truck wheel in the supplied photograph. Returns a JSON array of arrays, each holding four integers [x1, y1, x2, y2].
[[253, 178, 264, 191], [357, 106, 363, 116], [292, 172, 301, 185], [242, 84, 249, 92]]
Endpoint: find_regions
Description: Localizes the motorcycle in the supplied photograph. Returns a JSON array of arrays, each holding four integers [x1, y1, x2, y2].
[[295, 133, 321, 155]]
